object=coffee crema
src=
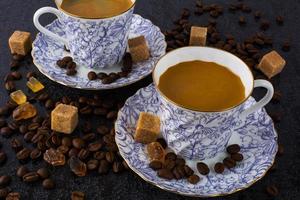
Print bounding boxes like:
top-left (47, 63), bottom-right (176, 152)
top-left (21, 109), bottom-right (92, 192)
top-left (158, 60), bottom-right (246, 112)
top-left (60, 0), bottom-right (134, 19)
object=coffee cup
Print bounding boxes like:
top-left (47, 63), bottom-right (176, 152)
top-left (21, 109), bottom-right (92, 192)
top-left (33, 0), bottom-right (135, 69)
top-left (153, 46), bottom-right (274, 160)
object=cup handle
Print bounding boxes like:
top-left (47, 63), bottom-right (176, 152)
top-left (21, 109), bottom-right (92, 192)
top-left (240, 79), bottom-right (274, 118)
top-left (33, 7), bottom-right (69, 48)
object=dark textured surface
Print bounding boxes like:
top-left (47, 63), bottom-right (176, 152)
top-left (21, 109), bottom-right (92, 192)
top-left (0, 0), bottom-right (300, 199)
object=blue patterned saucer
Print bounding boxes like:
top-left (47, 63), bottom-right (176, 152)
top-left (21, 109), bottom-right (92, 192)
top-left (32, 15), bottom-right (166, 90)
top-left (115, 84), bottom-right (278, 197)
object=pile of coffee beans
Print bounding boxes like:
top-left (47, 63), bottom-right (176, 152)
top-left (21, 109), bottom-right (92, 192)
top-left (56, 56), bottom-right (78, 76)
top-left (87, 53), bottom-right (133, 84)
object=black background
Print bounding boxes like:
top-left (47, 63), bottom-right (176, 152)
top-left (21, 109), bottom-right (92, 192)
top-left (0, 0), bottom-right (300, 199)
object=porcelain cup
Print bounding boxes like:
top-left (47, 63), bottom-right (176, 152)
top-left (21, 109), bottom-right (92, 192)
top-left (33, 0), bottom-right (135, 69)
top-left (153, 46), bottom-right (274, 160)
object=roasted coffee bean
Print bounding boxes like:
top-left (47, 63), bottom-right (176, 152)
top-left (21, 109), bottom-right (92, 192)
top-left (66, 68), bottom-right (77, 76)
top-left (37, 168), bottom-right (50, 179)
top-left (16, 165), bottom-right (29, 178)
top-left (0, 118), bottom-right (6, 128)
top-left (260, 20), bottom-right (270, 30)
top-left (184, 165), bottom-right (194, 177)
top-left (79, 106), bottom-right (92, 115)
top-left (122, 160), bottom-right (129, 170)
top-left (4, 73), bottom-right (14, 82)
top-left (45, 99), bottom-right (55, 109)
top-left (31, 133), bottom-right (44, 144)
top-left (88, 142), bottom-right (102, 152)
top-left (156, 138), bottom-right (167, 149)
top-left (103, 134), bottom-right (115, 144)
top-left (28, 122), bottom-right (40, 131)
top-left (7, 122), bottom-right (19, 131)
top-left (19, 125), bottom-right (28, 134)
top-left (231, 153), bottom-right (244, 162)
top-left (276, 15), bottom-right (284, 25)
top-left (36, 92), bottom-right (49, 101)
top-left (101, 77), bottom-right (114, 84)
top-left (238, 16), bottom-right (246, 25)
top-left (67, 61), bottom-right (77, 69)
top-left (26, 72), bottom-right (35, 80)
top-left (105, 152), bottom-right (115, 163)
top-left (149, 160), bottom-right (162, 170)
top-left (68, 148), bottom-right (79, 157)
top-left (197, 162), bottom-right (210, 175)
top-left (277, 144), bottom-right (284, 156)
top-left (172, 166), bottom-right (184, 179)
top-left (5, 81), bottom-right (16, 92)
top-left (6, 192), bottom-right (20, 200)
top-left (87, 159), bottom-right (99, 171)
top-left (97, 72), bottom-right (108, 80)
top-left (164, 159), bottom-right (176, 170)
top-left (6, 100), bottom-right (18, 110)
top-left (30, 148), bottom-right (42, 160)
top-left (43, 178), bottom-right (55, 190)
top-left (0, 175), bottom-right (11, 187)
top-left (57, 60), bottom-right (66, 68)
top-left (223, 157), bottom-right (236, 169)
top-left (57, 145), bottom-right (69, 154)
top-left (93, 151), bottom-right (106, 160)
top-left (0, 151), bottom-right (7, 165)
top-left (0, 106), bottom-right (9, 116)
top-left (227, 144), bottom-right (241, 154)
top-left (24, 131), bottom-right (35, 142)
top-left (16, 148), bottom-right (31, 161)
top-left (97, 125), bottom-right (109, 135)
top-left (71, 191), bottom-right (85, 200)
top-left (165, 152), bottom-right (177, 161)
top-left (112, 161), bottom-right (123, 173)
top-left (10, 60), bottom-right (20, 69)
top-left (78, 149), bottom-right (89, 160)
top-left (157, 168), bottom-right (174, 180)
top-left (37, 141), bottom-right (47, 151)
top-left (175, 158), bottom-right (185, 166)
top-left (10, 138), bottom-right (23, 151)
top-left (62, 56), bottom-right (73, 63)
top-left (1, 127), bottom-right (13, 137)
top-left (108, 72), bottom-right (120, 80)
top-left (106, 111), bottom-right (118, 120)
top-left (187, 174), bottom-right (200, 184)
top-left (117, 71), bottom-right (129, 78)
top-left (214, 162), bottom-right (225, 174)
top-left (0, 187), bottom-right (9, 199)
top-left (282, 40), bottom-right (291, 52)
top-left (98, 160), bottom-right (110, 174)
top-left (88, 71), bottom-right (97, 80)
top-left (72, 138), bottom-right (85, 149)
top-left (266, 185), bottom-right (279, 196)
top-left (23, 172), bottom-right (39, 182)
top-left (62, 137), bottom-right (72, 147)
top-left (93, 107), bottom-right (108, 115)
top-left (11, 71), bottom-right (22, 80)
top-left (82, 133), bottom-right (96, 142)
top-left (61, 96), bottom-right (71, 104)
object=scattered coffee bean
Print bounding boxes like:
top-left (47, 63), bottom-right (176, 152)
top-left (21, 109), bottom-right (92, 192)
top-left (87, 159), bottom-right (99, 171)
top-left (157, 168), bottom-right (174, 180)
top-left (0, 151), bottom-right (7, 165)
top-left (106, 111), bottom-right (118, 120)
top-left (0, 118), bottom-right (6, 128)
top-left (184, 165), bottom-right (194, 177)
top-left (214, 162), bottom-right (225, 174)
top-left (88, 71), bottom-right (97, 80)
top-left (97, 72), bottom-right (108, 80)
top-left (0, 175), bottom-right (11, 187)
top-left (66, 68), bottom-right (77, 76)
top-left (97, 125), bottom-right (109, 135)
top-left (10, 138), bottom-right (23, 152)
top-left (16, 165), bottom-right (29, 178)
top-left (149, 160), bottom-right (162, 170)
top-left (88, 142), bottom-right (102, 152)
top-left (165, 152), bottom-right (177, 161)
top-left (187, 174), bottom-right (200, 184)
top-left (98, 160), bottom-right (109, 174)
top-left (94, 151), bottom-right (106, 160)
top-left (10, 60), bottom-right (20, 70)
top-left (0, 106), bottom-right (9, 116)
top-left (16, 148), bottom-right (31, 161)
top-left (23, 172), bottom-right (39, 182)
top-left (72, 138), bottom-right (85, 149)
top-left (223, 157), bottom-right (236, 169)
top-left (26, 72), bottom-right (35, 80)
top-left (112, 161), bottom-right (123, 173)
top-left (5, 81), bottom-right (16, 92)
top-left (1, 127), bottom-right (13, 137)
top-left (71, 191), bottom-right (85, 200)
top-left (0, 187), bottom-right (9, 199)
top-left (6, 192), bottom-right (20, 200)
top-left (231, 153), bottom-right (244, 162)
top-left (19, 124), bottom-right (28, 134)
top-left (37, 168), bottom-right (50, 179)
top-left (226, 144), bottom-right (241, 154)
top-left (164, 159), bottom-right (176, 170)
top-left (11, 71), bottom-right (22, 80)
top-left (266, 185), bottom-right (279, 196)
top-left (42, 178), bottom-right (55, 190)
top-left (105, 152), bottom-right (115, 163)
top-left (62, 137), bottom-right (72, 147)
top-left (197, 162), bottom-right (210, 175)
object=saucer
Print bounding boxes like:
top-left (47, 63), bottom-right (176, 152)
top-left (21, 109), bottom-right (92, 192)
top-left (32, 15), bottom-right (166, 90)
top-left (115, 84), bottom-right (278, 197)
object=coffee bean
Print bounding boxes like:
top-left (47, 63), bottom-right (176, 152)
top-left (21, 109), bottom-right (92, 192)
top-left (0, 151), bottom-right (7, 165)
top-left (71, 191), bottom-right (85, 200)
top-left (61, 96), bottom-right (71, 104)
top-left (239, 16), bottom-right (246, 25)
top-left (227, 144), bottom-right (241, 154)
top-left (88, 142), bottom-right (102, 152)
top-left (79, 106), bottom-right (92, 115)
top-left (266, 185), bottom-right (279, 196)
top-left (66, 68), bottom-right (77, 76)
top-left (184, 165), bottom-right (194, 177)
top-left (175, 158), bottom-right (185, 166)
top-left (197, 162), bottom-right (210, 175)
top-left (68, 148), bottom-right (79, 157)
top-left (23, 172), bottom-right (39, 182)
top-left (82, 133), bottom-right (96, 142)
top-left (187, 174), bottom-right (200, 184)
top-left (19, 125), bottom-right (28, 134)
top-left (277, 144), bottom-right (284, 156)
top-left (57, 145), bottom-right (69, 154)
top-left (6, 192), bottom-right (20, 200)
top-left (37, 141), bottom-right (47, 151)
top-left (97, 72), bottom-right (108, 80)
top-left (7, 122), bottom-right (19, 131)
top-left (88, 71), bottom-right (97, 80)
top-left (62, 137), bottom-right (72, 147)
top-left (106, 111), bottom-right (118, 120)
top-left (5, 81), bottom-right (16, 92)
top-left (98, 160), bottom-right (110, 174)
top-left (112, 161), bottom-right (123, 173)
top-left (26, 72), bottom-right (35, 80)
top-left (10, 60), bottom-right (20, 69)
top-left (16, 148), bottom-right (31, 161)
top-left (6, 100), bottom-right (18, 110)
top-left (36, 167), bottom-right (50, 179)
top-left (31, 133), bottom-right (44, 144)
top-left (254, 10), bottom-right (262, 20)
top-left (164, 159), bottom-right (176, 170)
top-left (276, 15), bottom-right (284, 25)
top-left (87, 159), bottom-right (99, 171)
top-left (108, 72), bottom-right (120, 80)
top-left (241, 4), bottom-right (251, 13)
top-left (223, 157), bottom-right (236, 169)
top-left (172, 166), bottom-right (185, 179)
top-left (28, 122), bottom-right (40, 131)
top-left (149, 160), bottom-right (162, 170)
top-left (0, 118), bottom-right (6, 128)
top-left (11, 71), bottom-right (22, 80)
top-left (36, 92), bottom-right (49, 101)
top-left (156, 138), bottom-right (167, 149)
top-left (78, 149), bottom-right (89, 160)
top-left (231, 153), bottom-right (244, 162)
top-left (105, 152), bottom-right (115, 163)
top-left (165, 152), bottom-right (177, 161)
top-left (45, 99), bottom-right (54, 109)
top-left (0, 106), bottom-right (9, 116)
top-left (157, 168), bottom-right (174, 180)
top-left (122, 160), bottom-right (129, 170)
top-left (56, 60), bottom-right (66, 68)
top-left (1, 127), bottom-right (13, 137)
top-left (43, 178), bottom-right (55, 190)
top-left (62, 56), bottom-right (73, 63)
top-left (24, 131), bottom-right (35, 142)
top-left (103, 134), bottom-right (115, 144)
top-left (102, 77), bottom-right (114, 84)
top-left (72, 138), bottom-right (85, 149)
top-left (97, 125), bottom-right (109, 135)
top-left (16, 165), bottom-right (29, 178)
top-left (0, 187), bottom-right (9, 199)
top-left (10, 138), bottom-right (23, 151)
top-left (282, 40), bottom-right (291, 52)
top-left (260, 20), bottom-right (270, 30)
top-left (214, 162), bottom-right (225, 174)
top-left (67, 61), bottom-right (77, 69)
top-left (0, 175), bottom-right (11, 187)
top-left (94, 151), bottom-right (106, 160)
top-left (93, 107), bottom-right (108, 115)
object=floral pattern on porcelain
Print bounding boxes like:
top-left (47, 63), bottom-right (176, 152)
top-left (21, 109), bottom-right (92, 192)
top-left (59, 7), bottom-right (134, 69)
top-left (115, 84), bottom-right (278, 197)
top-left (32, 15), bottom-right (166, 90)
top-left (158, 92), bottom-right (245, 160)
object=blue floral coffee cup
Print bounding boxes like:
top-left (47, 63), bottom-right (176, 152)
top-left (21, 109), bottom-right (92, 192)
top-left (33, 0), bottom-right (135, 69)
top-left (153, 47), bottom-right (274, 160)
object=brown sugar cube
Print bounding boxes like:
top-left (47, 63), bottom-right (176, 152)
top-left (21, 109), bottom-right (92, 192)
top-left (51, 104), bottom-right (78, 134)
top-left (134, 112), bottom-right (160, 144)
top-left (128, 36), bottom-right (150, 63)
top-left (257, 50), bottom-right (286, 79)
top-left (189, 26), bottom-right (207, 46)
top-left (146, 142), bottom-right (165, 162)
top-left (8, 31), bottom-right (32, 56)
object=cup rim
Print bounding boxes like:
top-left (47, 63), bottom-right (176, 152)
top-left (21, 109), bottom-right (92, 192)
top-left (152, 46), bottom-right (255, 113)
top-left (55, 0), bottom-right (136, 20)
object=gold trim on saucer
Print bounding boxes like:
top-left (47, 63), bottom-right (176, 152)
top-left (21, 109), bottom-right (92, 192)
top-left (152, 46), bottom-right (255, 113)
